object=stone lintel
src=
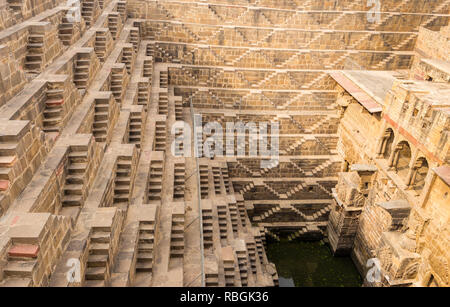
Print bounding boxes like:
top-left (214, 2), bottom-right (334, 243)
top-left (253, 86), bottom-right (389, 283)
top-left (350, 164), bottom-right (378, 173)
top-left (377, 200), bottom-right (411, 222)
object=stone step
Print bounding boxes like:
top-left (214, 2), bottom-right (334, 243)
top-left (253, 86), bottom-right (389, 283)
top-left (26, 54), bottom-right (42, 62)
top-left (114, 194), bottom-right (130, 202)
top-left (138, 233), bottom-right (154, 244)
top-left (137, 251), bottom-right (153, 262)
top-left (89, 243), bottom-right (110, 255)
top-left (68, 162), bottom-right (87, 174)
top-left (3, 260), bottom-right (37, 278)
top-left (0, 277), bottom-right (32, 287)
top-left (43, 117), bottom-right (61, 126)
top-left (0, 144), bottom-right (18, 156)
top-left (0, 156), bottom-right (16, 168)
top-left (66, 174), bottom-right (84, 185)
top-left (87, 254), bottom-right (108, 267)
top-left (62, 194), bottom-right (83, 207)
top-left (170, 249), bottom-right (184, 258)
top-left (84, 280), bottom-right (106, 287)
top-left (171, 232), bottom-right (184, 241)
top-left (69, 151), bottom-right (88, 161)
top-left (85, 267), bottom-right (106, 280)
top-left (139, 243), bottom-right (154, 252)
top-left (136, 262), bottom-right (152, 272)
top-left (90, 231), bottom-right (111, 244)
top-left (114, 185), bottom-right (130, 194)
top-left (8, 244), bottom-right (39, 259)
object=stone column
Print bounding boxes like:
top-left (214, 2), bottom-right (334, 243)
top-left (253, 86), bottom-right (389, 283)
top-left (388, 147), bottom-right (399, 169)
top-left (376, 137), bottom-right (385, 157)
top-left (377, 136), bottom-right (391, 158)
top-left (405, 152), bottom-right (420, 188)
top-left (406, 167), bottom-right (418, 188)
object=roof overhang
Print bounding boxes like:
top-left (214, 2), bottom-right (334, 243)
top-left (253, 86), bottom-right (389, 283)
top-left (330, 71), bottom-right (383, 113)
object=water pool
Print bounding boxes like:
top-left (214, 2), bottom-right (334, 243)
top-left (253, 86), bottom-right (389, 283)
top-left (266, 240), bottom-right (362, 287)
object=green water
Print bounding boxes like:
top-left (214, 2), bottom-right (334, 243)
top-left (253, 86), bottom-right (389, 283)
top-left (266, 240), bottom-right (362, 287)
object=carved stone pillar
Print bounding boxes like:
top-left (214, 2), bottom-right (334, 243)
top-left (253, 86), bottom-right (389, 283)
top-left (388, 147), bottom-right (400, 169)
top-left (376, 137), bottom-right (386, 158)
top-left (405, 168), bottom-right (418, 189)
top-left (406, 157), bottom-right (422, 188)
top-left (387, 145), bottom-right (398, 168)
top-left (377, 130), bottom-right (391, 158)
